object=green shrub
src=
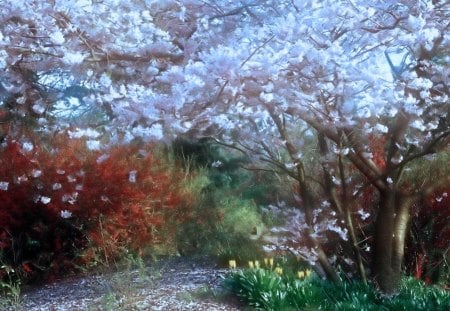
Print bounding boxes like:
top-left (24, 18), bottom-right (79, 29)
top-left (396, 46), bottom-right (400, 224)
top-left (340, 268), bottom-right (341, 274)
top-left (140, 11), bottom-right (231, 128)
top-left (173, 141), bottom-right (269, 262)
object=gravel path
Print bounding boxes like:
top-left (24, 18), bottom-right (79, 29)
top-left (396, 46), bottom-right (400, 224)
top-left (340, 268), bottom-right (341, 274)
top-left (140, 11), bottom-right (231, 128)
top-left (5, 257), bottom-right (243, 311)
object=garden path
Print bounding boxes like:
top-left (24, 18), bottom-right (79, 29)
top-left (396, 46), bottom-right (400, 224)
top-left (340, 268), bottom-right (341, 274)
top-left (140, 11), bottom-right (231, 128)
top-left (8, 257), bottom-right (242, 311)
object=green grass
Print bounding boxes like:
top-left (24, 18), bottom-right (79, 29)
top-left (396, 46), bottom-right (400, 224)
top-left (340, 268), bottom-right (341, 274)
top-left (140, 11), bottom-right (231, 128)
top-left (223, 268), bottom-right (450, 311)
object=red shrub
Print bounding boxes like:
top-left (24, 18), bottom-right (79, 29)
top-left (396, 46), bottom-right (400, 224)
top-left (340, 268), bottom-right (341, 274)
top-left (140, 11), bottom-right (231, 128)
top-left (0, 133), bottom-right (191, 283)
top-left (406, 186), bottom-right (450, 284)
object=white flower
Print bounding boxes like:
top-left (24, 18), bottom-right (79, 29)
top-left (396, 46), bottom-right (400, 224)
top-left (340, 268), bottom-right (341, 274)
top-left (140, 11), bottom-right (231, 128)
top-left (357, 209), bottom-right (370, 220)
top-left (53, 183), bottom-right (62, 190)
top-left (62, 193), bottom-right (77, 205)
top-left (211, 160), bottom-right (223, 168)
top-left (63, 52), bottom-right (84, 65)
top-left (101, 195), bottom-right (111, 202)
top-left (22, 142), bottom-right (34, 152)
top-left (16, 96), bottom-right (26, 105)
top-left (96, 154), bottom-right (110, 164)
top-left (410, 119), bottom-right (426, 131)
top-left (386, 177), bottom-right (394, 184)
top-left (285, 162), bottom-right (296, 169)
top-left (40, 196), bottom-right (51, 204)
top-left (16, 175), bottom-right (28, 184)
top-left (50, 31), bottom-right (65, 45)
top-left (86, 140), bottom-right (101, 150)
top-left (340, 148), bottom-right (349, 156)
top-left (68, 128), bottom-right (101, 139)
top-left (0, 181), bottom-right (9, 191)
top-left (129, 170), bottom-right (137, 183)
top-left (374, 123), bottom-right (389, 134)
top-left (362, 152), bottom-right (373, 159)
top-left (259, 92), bottom-right (274, 103)
top-left (99, 73), bottom-right (112, 87)
top-left (60, 210), bottom-right (72, 219)
top-left (32, 104), bottom-right (45, 114)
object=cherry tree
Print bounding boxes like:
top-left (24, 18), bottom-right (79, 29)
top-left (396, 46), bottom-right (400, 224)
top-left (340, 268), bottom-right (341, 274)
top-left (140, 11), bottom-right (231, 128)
top-left (1, 0), bottom-right (449, 294)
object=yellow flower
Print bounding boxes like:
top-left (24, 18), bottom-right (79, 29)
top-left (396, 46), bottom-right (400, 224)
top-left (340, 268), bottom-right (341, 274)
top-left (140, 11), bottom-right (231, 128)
top-left (269, 258), bottom-right (274, 267)
top-left (254, 260), bottom-right (260, 269)
top-left (248, 261), bottom-right (255, 269)
top-left (297, 271), bottom-right (305, 279)
top-left (275, 267), bottom-right (283, 275)
top-left (305, 269), bottom-right (312, 277)
top-left (229, 260), bottom-right (237, 269)
top-left (264, 258), bottom-right (269, 266)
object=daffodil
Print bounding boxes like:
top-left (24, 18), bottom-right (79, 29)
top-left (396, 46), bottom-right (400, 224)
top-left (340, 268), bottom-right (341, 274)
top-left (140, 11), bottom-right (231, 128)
top-left (229, 260), bottom-right (237, 269)
top-left (275, 267), bottom-right (283, 275)
top-left (305, 269), bottom-right (312, 277)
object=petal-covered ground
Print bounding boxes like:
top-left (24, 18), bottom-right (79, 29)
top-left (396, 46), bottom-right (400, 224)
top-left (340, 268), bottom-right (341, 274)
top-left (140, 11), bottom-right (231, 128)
top-left (8, 257), bottom-right (242, 311)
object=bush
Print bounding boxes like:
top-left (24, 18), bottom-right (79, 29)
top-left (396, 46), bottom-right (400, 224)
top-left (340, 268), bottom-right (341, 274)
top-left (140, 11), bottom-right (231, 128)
top-left (175, 168), bottom-right (265, 262)
top-left (0, 133), bottom-right (191, 283)
top-left (406, 185), bottom-right (450, 285)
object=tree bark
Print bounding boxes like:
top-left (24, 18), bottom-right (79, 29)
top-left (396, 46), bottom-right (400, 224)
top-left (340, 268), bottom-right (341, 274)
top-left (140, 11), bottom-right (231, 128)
top-left (392, 196), bottom-right (414, 275)
top-left (373, 189), bottom-right (413, 294)
top-left (373, 189), bottom-right (397, 294)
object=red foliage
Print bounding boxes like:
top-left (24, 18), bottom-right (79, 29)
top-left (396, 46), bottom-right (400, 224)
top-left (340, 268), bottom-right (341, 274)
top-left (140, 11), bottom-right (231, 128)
top-left (0, 133), bottom-right (191, 283)
top-left (367, 134), bottom-right (387, 171)
top-left (406, 186), bottom-right (450, 284)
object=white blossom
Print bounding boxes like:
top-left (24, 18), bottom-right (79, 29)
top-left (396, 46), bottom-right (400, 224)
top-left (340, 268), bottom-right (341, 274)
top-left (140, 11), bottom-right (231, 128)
top-left (374, 123), bottom-right (389, 134)
top-left (63, 52), bottom-right (85, 65)
top-left (40, 196), bottom-right (51, 204)
top-left (68, 128), bottom-right (101, 139)
top-left (86, 140), bottom-right (101, 150)
top-left (50, 31), bottom-right (65, 45)
top-left (0, 181), bottom-right (9, 191)
top-left (357, 210), bottom-right (370, 220)
top-left (129, 170), bottom-right (137, 183)
top-left (32, 104), bottom-right (46, 114)
top-left (96, 154), bottom-right (110, 164)
top-left (60, 210), bottom-right (72, 219)
top-left (21, 142), bottom-right (34, 152)
top-left (211, 160), bottom-right (222, 168)
top-left (16, 175), bottom-right (28, 184)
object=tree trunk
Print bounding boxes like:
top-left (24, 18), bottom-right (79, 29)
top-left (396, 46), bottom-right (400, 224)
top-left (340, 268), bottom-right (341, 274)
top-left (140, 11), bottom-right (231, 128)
top-left (373, 189), bottom-right (413, 295)
top-left (373, 189), bottom-right (397, 294)
top-left (392, 196), bottom-right (413, 276)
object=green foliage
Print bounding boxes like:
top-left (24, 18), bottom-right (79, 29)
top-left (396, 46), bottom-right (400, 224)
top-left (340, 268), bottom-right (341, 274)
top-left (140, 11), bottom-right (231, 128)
top-left (0, 261), bottom-right (21, 310)
top-left (173, 139), bottom-right (272, 262)
top-left (218, 197), bottom-right (263, 236)
top-left (176, 169), bottom-right (265, 262)
top-left (223, 269), bottom-right (290, 310)
top-left (224, 268), bottom-right (450, 311)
